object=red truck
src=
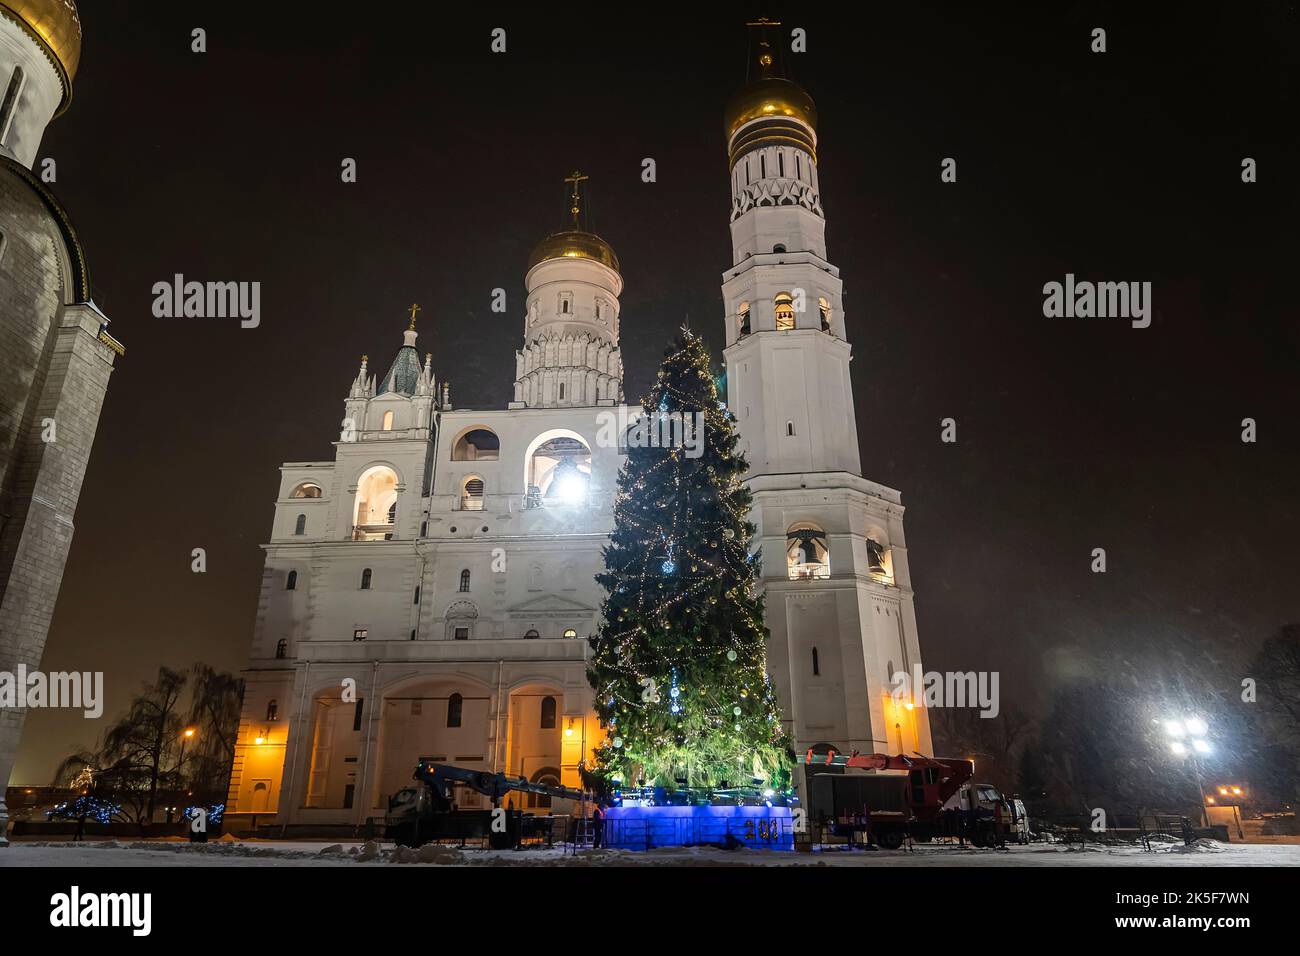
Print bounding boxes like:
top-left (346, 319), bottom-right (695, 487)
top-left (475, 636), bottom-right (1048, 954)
top-left (803, 750), bottom-right (1025, 848)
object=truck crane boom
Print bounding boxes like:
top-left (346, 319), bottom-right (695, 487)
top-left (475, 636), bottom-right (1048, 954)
top-left (386, 760), bottom-right (587, 848)
top-left (411, 759), bottom-right (585, 811)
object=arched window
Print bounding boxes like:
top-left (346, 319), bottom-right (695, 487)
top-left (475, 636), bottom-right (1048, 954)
top-left (266, 699), bottom-right (279, 721)
top-left (867, 538), bottom-right (892, 580)
top-left (294, 514), bottom-right (307, 535)
top-left (0, 67), bottom-right (24, 143)
top-left (773, 243), bottom-right (787, 254)
top-left (353, 465), bottom-right (399, 540)
top-left (275, 639), bottom-right (287, 659)
top-left (289, 482), bottom-right (322, 499)
top-left (447, 693), bottom-right (463, 728)
top-left (786, 421), bottom-right (796, 436)
top-left (787, 522), bottom-right (831, 580)
top-left (461, 477), bottom-right (485, 511)
top-left (286, 570), bottom-right (297, 591)
top-left (558, 382), bottom-right (565, 400)
top-left (452, 428), bottom-right (500, 461)
top-left (774, 292), bottom-right (796, 331)
top-left (382, 410), bottom-right (394, 431)
top-left (811, 646), bottom-right (820, 676)
top-left (413, 586), bottom-right (421, 605)
top-left (818, 296), bottom-right (832, 333)
top-left (540, 696), bottom-right (557, 729)
top-left (420, 521), bottom-right (428, 537)
top-left (524, 629), bottom-right (540, 639)
top-left (737, 301), bottom-right (751, 338)
top-left (526, 432), bottom-right (592, 506)
top-left (360, 568), bottom-right (372, 590)
top-left (459, 569), bottom-right (471, 592)
top-left (562, 628), bottom-right (577, 639)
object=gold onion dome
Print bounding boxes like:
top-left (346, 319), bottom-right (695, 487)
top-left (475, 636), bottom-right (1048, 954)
top-left (528, 230), bottom-right (620, 273)
top-left (0, 0), bottom-right (80, 107)
top-left (725, 77), bottom-right (818, 141)
top-left (724, 38), bottom-right (817, 164)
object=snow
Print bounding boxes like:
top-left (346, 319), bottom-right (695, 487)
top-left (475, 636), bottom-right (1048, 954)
top-left (2, 838), bottom-right (1297, 867)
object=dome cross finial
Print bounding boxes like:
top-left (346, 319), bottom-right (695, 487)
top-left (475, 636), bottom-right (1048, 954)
top-left (564, 169), bottom-right (589, 229)
top-left (407, 302), bottom-right (421, 330)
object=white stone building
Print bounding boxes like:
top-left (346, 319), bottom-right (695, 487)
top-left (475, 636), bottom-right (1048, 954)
top-left (0, 1), bottom-right (122, 844)
top-left (228, 35), bottom-right (931, 829)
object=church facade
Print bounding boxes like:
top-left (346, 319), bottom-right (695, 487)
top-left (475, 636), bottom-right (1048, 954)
top-left (228, 32), bottom-right (931, 828)
top-left (0, 1), bottom-right (122, 843)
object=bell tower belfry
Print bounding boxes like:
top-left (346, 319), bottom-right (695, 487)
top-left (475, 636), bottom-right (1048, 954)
top-left (721, 21), bottom-right (933, 776)
top-left (720, 23), bottom-right (859, 477)
top-left (511, 172), bottom-right (624, 409)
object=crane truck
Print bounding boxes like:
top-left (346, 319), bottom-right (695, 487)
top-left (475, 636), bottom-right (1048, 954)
top-left (386, 760), bottom-right (586, 849)
top-left (803, 750), bottom-right (1028, 848)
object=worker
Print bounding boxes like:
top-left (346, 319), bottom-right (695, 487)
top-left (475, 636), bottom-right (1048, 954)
top-left (592, 804), bottom-right (605, 848)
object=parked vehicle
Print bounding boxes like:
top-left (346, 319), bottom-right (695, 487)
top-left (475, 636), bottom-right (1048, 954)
top-left (803, 750), bottom-right (1027, 848)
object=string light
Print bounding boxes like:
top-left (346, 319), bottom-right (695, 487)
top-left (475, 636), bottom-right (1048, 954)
top-left (588, 329), bottom-right (793, 797)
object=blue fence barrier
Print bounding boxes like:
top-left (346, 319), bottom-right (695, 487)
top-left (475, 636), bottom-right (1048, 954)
top-left (601, 805), bottom-right (793, 850)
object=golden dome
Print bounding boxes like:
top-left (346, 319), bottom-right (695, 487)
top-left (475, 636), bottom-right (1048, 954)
top-left (0, 0), bottom-right (81, 102)
top-left (528, 229), bottom-right (620, 273)
top-left (724, 76), bottom-right (818, 143)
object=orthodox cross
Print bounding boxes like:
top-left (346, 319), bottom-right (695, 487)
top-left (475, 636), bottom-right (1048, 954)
top-left (407, 302), bottom-right (421, 329)
top-left (745, 18), bottom-right (781, 74)
top-left (565, 170), bottom-right (589, 228)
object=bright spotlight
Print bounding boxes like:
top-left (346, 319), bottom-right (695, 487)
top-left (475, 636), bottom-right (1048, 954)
top-left (1170, 741), bottom-right (1187, 755)
top-left (1164, 720), bottom-right (1186, 738)
top-left (1184, 717), bottom-right (1207, 736)
top-left (555, 473), bottom-right (587, 503)
top-left (1192, 739), bottom-right (1211, 754)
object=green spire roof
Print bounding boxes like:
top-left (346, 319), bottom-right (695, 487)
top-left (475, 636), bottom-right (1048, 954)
top-left (377, 345), bottom-right (421, 395)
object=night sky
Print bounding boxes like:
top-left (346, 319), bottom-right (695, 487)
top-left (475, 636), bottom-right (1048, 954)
top-left (13, 3), bottom-right (1298, 782)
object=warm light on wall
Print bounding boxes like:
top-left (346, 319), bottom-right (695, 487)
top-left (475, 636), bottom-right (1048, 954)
top-left (565, 718), bottom-right (575, 738)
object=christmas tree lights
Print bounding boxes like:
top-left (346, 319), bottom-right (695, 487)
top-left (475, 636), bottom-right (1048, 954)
top-left (586, 329), bottom-right (792, 795)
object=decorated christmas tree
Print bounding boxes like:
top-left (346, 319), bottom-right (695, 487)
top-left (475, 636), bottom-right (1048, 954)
top-left (587, 328), bottom-right (792, 794)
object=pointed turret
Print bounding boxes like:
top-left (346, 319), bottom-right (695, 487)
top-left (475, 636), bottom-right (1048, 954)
top-left (377, 305), bottom-right (424, 396)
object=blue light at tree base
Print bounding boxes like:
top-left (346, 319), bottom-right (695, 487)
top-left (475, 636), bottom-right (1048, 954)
top-left (603, 805), bottom-right (794, 851)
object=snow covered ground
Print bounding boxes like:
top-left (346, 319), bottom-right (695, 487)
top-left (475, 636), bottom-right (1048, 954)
top-left (2, 836), bottom-right (1298, 867)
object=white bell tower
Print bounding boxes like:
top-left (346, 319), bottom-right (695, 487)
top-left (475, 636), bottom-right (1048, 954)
top-left (722, 22), bottom-right (933, 777)
top-left (511, 171), bottom-right (624, 409)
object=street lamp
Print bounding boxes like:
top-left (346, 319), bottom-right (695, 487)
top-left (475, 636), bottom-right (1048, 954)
top-left (1162, 715), bottom-right (1211, 826)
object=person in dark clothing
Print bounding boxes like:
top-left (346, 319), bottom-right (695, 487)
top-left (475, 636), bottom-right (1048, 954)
top-left (592, 804), bottom-right (604, 848)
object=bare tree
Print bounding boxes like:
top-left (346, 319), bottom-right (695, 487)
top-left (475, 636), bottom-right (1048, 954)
top-left (185, 664), bottom-right (243, 804)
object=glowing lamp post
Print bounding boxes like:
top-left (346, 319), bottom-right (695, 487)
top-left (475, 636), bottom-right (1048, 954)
top-left (1162, 716), bottom-right (1211, 827)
